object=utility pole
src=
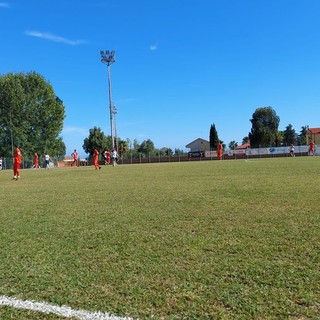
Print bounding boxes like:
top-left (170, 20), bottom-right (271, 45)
top-left (100, 50), bottom-right (116, 150)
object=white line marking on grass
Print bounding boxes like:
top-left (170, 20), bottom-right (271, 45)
top-left (0, 296), bottom-right (134, 320)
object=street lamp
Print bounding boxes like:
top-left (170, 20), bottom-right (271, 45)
top-left (100, 50), bottom-right (116, 150)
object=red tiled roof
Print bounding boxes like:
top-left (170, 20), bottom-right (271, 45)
top-left (235, 143), bottom-right (250, 150)
top-left (308, 128), bottom-right (320, 134)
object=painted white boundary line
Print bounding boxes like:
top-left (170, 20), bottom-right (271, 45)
top-left (0, 296), bottom-right (134, 320)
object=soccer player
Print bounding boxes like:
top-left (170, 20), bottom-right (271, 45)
top-left (44, 152), bottom-right (52, 169)
top-left (13, 144), bottom-right (22, 180)
top-left (71, 149), bottom-right (78, 166)
top-left (309, 140), bottom-right (315, 156)
top-left (93, 148), bottom-right (101, 170)
top-left (289, 144), bottom-right (295, 157)
top-left (217, 141), bottom-right (223, 160)
top-left (32, 152), bottom-right (40, 168)
top-left (104, 150), bottom-right (111, 165)
top-left (111, 149), bottom-right (118, 167)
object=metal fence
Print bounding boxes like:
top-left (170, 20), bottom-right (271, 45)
top-left (0, 147), bottom-right (317, 170)
top-left (0, 156), bottom-right (61, 170)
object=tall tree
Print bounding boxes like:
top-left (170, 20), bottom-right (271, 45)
top-left (283, 124), bottom-right (296, 145)
top-left (82, 127), bottom-right (110, 157)
top-left (0, 72), bottom-right (66, 157)
top-left (209, 124), bottom-right (219, 150)
top-left (248, 106), bottom-right (280, 147)
top-left (138, 139), bottom-right (155, 156)
top-left (242, 136), bottom-right (250, 144)
top-left (298, 125), bottom-right (309, 145)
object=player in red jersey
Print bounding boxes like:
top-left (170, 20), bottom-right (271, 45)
top-left (32, 152), bottom-right (40, 169)
top-left (13, 144), bottom-right (22, 180)
top-left (93, 148), bottom-right (101, 170)
top-left (309, 140), bottom-right (315, 156)
top-left (217, 141), bottom-right (223, 160)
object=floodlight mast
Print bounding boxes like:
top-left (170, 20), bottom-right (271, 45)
top-left (100, 50), bottom-right (116, 150)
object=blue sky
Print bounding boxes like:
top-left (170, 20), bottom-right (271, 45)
top-left (1, 1), bottom-right (320, 157)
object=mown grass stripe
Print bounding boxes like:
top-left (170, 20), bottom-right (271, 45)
top-left (0, 296), bottom-right (133, 320)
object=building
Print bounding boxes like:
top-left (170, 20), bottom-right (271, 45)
top-left (186, 138), bottom-right (210, 157)
top-left (307, 128), bottom-right (320, 145)
top-left (235, 143), bottom-right (250, 150)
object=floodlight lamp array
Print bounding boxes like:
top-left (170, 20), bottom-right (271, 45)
top-left (100, 50), bottom-right (115, 64)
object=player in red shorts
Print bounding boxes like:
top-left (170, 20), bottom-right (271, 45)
top-left (93, 148), bottom-right (101, 170)
top-left (217, 141), bottom-right (223, 160)
top-left (13, 144), bottom-right (22, 180)
top-left (32, 152), bottom-right (40, 169)
top-left (309, 140), bottom-right (315, 156)
top-left (104, 150), bottom-right (111, 165)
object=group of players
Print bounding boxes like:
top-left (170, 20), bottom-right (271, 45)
top-left (71, 148), bottom-right (118, 170)
top-left (10, 145), bottom-right (119, 180)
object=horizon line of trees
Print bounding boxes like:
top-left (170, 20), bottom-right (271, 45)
top-left (210, 106), bottom-right (309, 151)
top-left (82, 126), bottom-right (186, 159)
top-left (0, 72), bottom-right (312, 158)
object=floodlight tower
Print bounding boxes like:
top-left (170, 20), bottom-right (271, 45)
top-left (100, 50), bottom-right (116, 150)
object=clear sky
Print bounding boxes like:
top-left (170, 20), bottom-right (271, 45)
top-left (1, 0), bottom-right (320, 157)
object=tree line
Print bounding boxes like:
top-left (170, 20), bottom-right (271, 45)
top-left (0, 72), bottom-right (310, 158)
top-left (209, 106), bottom-right (309, 150)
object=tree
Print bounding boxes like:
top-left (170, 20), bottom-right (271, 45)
top-left (82, 127), bottom-right (110, 157)
top-left (283, 124), bottom-right (296, 145)
top-left (298, 125), bottom-right (309, 145)
top-left (117, 138), bottom-right (128, 157)
top-left (0, 72), bottom-right (66, 158)
top-left (228, 141), bottom-right (238, 150)
top-left (248, 106), bottom-right (280, 147)
top-left (242, 136), bottom-right (250, 144)
top-left (174, 148), bottom-right (185, 156)
top-left (209, 123), bottom-right (219, 150)
top-left (138, 139), bottom-right (155, 156)
top-left (275, 130), bottom-right (284, 147)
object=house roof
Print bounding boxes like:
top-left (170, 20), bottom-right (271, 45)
top-left (186, 138), bottom-right (209, 148)
top-left (235, 143), bottom-right (250, 150)
top-left (308, 128), bottom-right (320, 134)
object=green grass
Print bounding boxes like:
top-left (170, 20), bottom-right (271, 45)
top-left (0, 158), bottom-right (319, 319)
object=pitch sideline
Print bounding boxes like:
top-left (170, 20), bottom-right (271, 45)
top-left (0, 295), bottom-right (133, 320)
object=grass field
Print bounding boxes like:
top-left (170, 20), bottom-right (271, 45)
top-left (0, 157), bottom-right (319, 319)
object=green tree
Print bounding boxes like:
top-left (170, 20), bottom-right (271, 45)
top-left (283, 124), bottom-right (296, 145)
top-left (138, 139), bottom-right (155, 156)
top-left (160, 147), bottom-right (173, 156)
top-left (82, 127), bottom-right (109, 157)
top-left (275, 130), bottom-right (284, 147)
top-left (242, 136), bottom-right (250, 144)
top-left (209, 124), bottom-right (219, 150)
top-left (174, 148), bottom-right (185, 156)
top-left (117, 138), bottom-right (128, 157)
top-left (228, 140), bottom-right (238, 150)
top-left (249, 106), bottom-right (280, 147)
top-left (298, 125), bottom-right (309, 145)
top-left (0, 72), bottom-right (65, 158)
